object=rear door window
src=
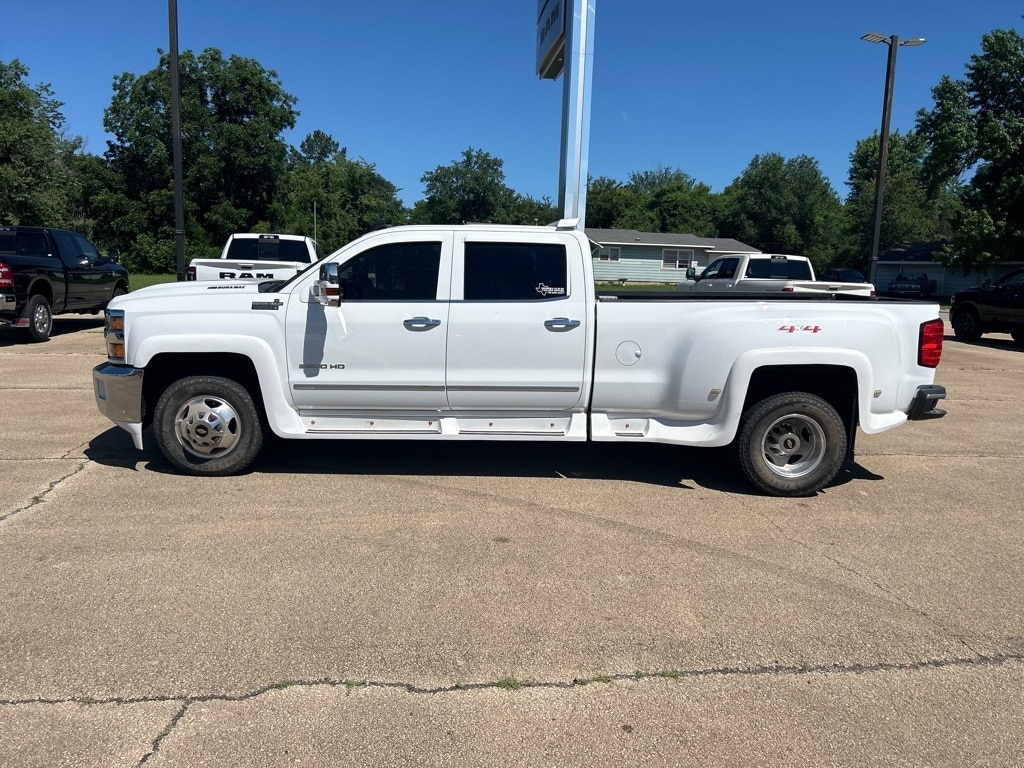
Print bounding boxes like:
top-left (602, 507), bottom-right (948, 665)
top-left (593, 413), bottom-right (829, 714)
top-left (463, 242), bottom-right (568, 300)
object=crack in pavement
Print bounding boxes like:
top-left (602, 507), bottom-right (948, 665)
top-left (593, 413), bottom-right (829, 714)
top-left (4, 653), bottom-right (1024, 766)
top-left (3, 652), bottom-right (1022, 709)
top-left (0, 459), bottom-right (90, 525)
top-left (756, 511), bottom-right (984, 656)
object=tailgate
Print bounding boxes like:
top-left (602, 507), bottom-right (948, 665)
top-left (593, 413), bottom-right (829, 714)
top-left (189, 259), bottom-right (305, 281)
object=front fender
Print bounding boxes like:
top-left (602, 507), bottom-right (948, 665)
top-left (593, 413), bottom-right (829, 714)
top-left (132, 332), bottom-right (304, 437)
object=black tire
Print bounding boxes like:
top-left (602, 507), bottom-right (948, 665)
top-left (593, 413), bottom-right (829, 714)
top-left (951, 308), bottom-right (982, 342)
top-left (1011, 329), bottom-right (1024, 346)
top-left (23, 294), bottom-right (53, 343)
top-left (737, 392), bottom-right (847, 497)
top-left (103, 285), bottom-right (127, 310)
top-left (152, 376), bottom-right (264, 476)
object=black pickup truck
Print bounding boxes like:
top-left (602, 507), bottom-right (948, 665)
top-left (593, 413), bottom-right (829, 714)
top-left (950, 267), bottom-right (1024, 344)
top-left (0, 225), bottom-right (129, 342)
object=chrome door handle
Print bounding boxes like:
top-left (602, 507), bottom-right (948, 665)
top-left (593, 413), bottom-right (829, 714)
top-left (403, 317), bottom-right (441, 330)
top-left (544, 317), bottom-right (581, 330)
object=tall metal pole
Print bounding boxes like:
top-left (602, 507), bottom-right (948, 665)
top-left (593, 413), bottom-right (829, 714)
top-left (557, 0), bottom-right (596, 229)
top-left (168, 0), bottom-right (186, 281)
top-left (867, 35), bottom-right (899, 287)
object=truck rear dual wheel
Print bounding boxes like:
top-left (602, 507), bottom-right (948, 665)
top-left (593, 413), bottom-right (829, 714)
top-left (153, 376), bottom-right (264, 476)
top-left (737, 392), bottom-right (847, 496)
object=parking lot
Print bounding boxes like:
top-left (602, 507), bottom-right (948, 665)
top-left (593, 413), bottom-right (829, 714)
top-left (1, 314), bottom-right (1022, 767)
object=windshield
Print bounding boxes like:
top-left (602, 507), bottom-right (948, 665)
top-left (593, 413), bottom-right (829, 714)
top-left (226, 236), bottom-right (315, 264)
top-left (744, 259), bottom-right (813, 280)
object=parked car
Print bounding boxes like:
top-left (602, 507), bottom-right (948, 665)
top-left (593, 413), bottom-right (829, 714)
top-left (887, 272), bottom-right (937, 298)
top-left (950, 267), bottom-right (1024, 344)
top-left (186, 232), bottom-right (323, 282)
top-left (0, 225), bottom-right (129, 342)
top-left (676, 253), bottom-right (874, 296)
top-left (821, 267), bottom-right (867, 283)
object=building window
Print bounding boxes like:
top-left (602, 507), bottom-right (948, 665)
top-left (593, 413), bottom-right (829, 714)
top-left (598, 246), bottom-right (620, 262)
top-left (662, 248), bottom-right (694, 269)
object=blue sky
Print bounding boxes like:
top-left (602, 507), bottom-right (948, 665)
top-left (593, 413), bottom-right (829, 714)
top-left (1, 1), bottom-right (1020, 208)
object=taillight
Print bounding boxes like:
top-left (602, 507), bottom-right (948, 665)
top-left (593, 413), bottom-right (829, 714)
top-left (918, 318), bottom-right (944, 368)
top-left (0, 262), bottom-right (13, 289)
top-left (186, 266), bottom-right (197, 281)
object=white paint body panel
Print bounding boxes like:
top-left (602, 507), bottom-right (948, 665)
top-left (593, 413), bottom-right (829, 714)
top-left (104, 224), bottom-right (942, 450)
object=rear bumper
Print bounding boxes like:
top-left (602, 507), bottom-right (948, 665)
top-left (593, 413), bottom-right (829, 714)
top-left (906, 384), bottom-right (947, 420)
top-left (1, 292), bottom-right (16, 313)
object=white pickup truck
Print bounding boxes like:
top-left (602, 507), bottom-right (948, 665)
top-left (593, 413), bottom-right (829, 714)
top-left (678, 253), bottom-right (875, 296)
top-left (186, 233), bottom-right (323, 282)
top-left (93, 220), bottom-right (945, 496)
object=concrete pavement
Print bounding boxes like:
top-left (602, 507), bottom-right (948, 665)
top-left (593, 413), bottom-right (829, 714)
top-left (1, 313), bottom-right (1022, 766)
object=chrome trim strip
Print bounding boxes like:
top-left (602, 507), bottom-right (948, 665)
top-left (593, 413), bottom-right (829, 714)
top-left (447, 386), bottom-right (580, 393)
top-left (293, 384), bottom-right (579, 393)
top-left (293, 384), bottom-right (446, 392)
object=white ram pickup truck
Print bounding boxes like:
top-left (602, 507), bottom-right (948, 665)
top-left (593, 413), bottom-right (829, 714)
top-left (186, 233), bottom-right (323, 282)
top-left (678, 253), bottom-right (875, 296)
top-left (93, 220), bottom-right (945, 496)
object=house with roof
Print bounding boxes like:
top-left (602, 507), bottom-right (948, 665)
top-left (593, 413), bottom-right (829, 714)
top-left (877, 241), bottom-right (1024, 296)
top-left (585, 229), bottom-right (759, 284)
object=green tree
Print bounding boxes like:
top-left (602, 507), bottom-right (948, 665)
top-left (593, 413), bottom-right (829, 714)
top-left (412, 148), bottom-right (550, 225)
top-left (0, 59), bottom-right (78, 226)
top-left (720, 153), bottom-right (845, 267)
top-left (917, 26), bottom-right (1024, 271)
top-left (99, 48), bottom-right (298, 271)
top-left (272, 131), bottom-right (406, 251)
top-left (845, 130), bottom-right (960, 263)
top-left (585, 167), bottom-right (720, 234)
top-left (585, 176), bottom-right (633, 229)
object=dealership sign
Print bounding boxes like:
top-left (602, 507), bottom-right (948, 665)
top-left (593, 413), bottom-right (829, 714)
top-left (537, 0), bottom-right (566, 79)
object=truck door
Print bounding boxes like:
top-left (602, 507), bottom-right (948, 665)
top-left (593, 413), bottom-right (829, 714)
top-left (285, 233), bottom-right (453, 413)
top-left (991, 269), bottom-right (1024, 324)
top-left (49, 230), bottom-right (95, 309)
top-left (693, 256), bottom-right (739, 290)
top-left (445, 235), bottom-right (588, 411)
top-left (71, 233), bottom-right (117, 305)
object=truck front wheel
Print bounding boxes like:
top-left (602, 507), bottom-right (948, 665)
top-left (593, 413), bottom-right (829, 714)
top-left (152, 376), bottom-right (264, 476)
top-left (737, 392), bottom-right (847, 496)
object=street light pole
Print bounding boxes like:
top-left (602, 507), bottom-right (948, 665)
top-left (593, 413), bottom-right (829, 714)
top-left (861, 33), bottom-right (925, 287)
top-left (168, 0), bottom-right (186, 281)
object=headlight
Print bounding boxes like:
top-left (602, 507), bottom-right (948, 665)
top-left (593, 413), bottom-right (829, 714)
top-left (104, 309), bottom-right (125, 362)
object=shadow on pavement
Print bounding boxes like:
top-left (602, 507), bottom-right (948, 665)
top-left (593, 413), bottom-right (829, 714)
top-left (944, 333), bottom-right (1023, 351)
top-left (85, 426), bottom-right (883, 496)
top-left (0, 315), bottom-right (104, 346)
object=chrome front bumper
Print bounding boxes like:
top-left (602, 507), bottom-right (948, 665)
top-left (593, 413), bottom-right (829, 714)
top-left (93, 362), bottom-right (146, 449)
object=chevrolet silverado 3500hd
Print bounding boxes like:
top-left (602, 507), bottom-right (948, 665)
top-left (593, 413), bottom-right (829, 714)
top-left (93, 220), bottom-right (946, 496)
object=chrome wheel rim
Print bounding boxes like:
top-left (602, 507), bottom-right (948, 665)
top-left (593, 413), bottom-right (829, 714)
top-left (173, 395), bottom-right (242, 458)
top-left (760, 413), bottom-right (827, 479)
top-left (32, 302), bottom-right (50, 335)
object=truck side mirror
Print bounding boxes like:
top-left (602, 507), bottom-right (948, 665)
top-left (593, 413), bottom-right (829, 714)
top-left (107, 248), bottom-right (120, 263)
top-left (686, 266), bottom-right (697, 280)
top-left (311, 262), bottom-right (342, 306)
